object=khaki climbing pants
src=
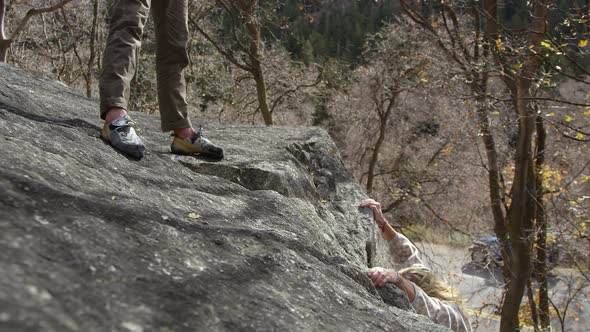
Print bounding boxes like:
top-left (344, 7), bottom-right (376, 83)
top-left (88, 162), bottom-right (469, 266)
top-left (99, 0), bottom-right (192, 132)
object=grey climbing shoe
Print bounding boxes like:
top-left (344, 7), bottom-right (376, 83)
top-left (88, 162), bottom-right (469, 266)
top-left (101, 115), bottom-right (146, 159)
top-left (170, 126), bottom-right (224, 160)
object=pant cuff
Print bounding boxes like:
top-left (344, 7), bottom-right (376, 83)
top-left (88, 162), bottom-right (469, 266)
top-left (100, 97), bottom-right (128, 120)
top-left (161, 117), bottom-right (192, 132)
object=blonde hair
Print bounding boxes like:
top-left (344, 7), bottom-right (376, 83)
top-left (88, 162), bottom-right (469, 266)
top-left (399, 266), bottom-right (463, 304)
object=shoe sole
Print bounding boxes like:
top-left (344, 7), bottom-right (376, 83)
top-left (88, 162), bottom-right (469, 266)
top-left (171, 142), bottom-right (224, 160)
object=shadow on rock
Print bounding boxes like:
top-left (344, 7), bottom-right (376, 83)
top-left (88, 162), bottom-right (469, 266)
top-left (1, 105), bottom-right (100, 134)
top-left (377, 284), bottom-right (414, 312)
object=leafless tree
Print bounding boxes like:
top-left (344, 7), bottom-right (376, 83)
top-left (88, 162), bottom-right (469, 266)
top-left (360, 22), bottom-right (429, 193)
top-left (399, 0), bottom-right (563, 330)
top-left (0, 0), bottom-right (74, 62)
top-left (190, 0), bottom-right (274, 125)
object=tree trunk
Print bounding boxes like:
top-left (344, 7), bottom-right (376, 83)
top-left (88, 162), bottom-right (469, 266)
top-left (527, 6), bottom-right (553, 325)
top-left (241, 0), bottom-right (272, 125)
top-left (86, 0), bottom-right (100, 98)
top-left (252, 65), bottom-right (272, 125)
top-left (480, 0), bottom-right (513, 280)
top-left (0, 0), bottom-right (5, 62)
top-left (534, 114), bottom-right (550, 331)
top-left (475, 98), bottom-right (511, 274)
top-left (0, 0), bottom-right (7, 63)
top-left (367, 98), bottom-right (396, 193)
top-left (495, 1), bottom-right (551, 330)
top-left (483, 0), bottom-right (498, 41)
top-left (527, 279), bottom-right (541, 332)
top-left (501, 80), bottom-right (537, 332)
top-left (0, 0), bottom-right (5, 36)
top-left (366, 118), bottom-right (386, 194)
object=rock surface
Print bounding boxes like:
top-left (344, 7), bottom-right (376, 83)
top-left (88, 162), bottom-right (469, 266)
top-left (0, 64), bottom-right (445, 332)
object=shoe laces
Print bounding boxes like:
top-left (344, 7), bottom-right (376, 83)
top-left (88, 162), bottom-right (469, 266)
top-left (112, 115), bottom-right (135, 127)
top-left (122, 115), bottom-right (136, 126)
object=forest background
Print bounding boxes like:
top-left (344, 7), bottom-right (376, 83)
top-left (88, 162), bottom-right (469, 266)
top-left (1, 0), bottom-right (589, 331)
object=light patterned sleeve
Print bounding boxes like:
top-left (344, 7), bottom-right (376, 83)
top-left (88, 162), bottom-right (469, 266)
top-left (387, 233), bottom-right (425, 267)
top-left (411, 283), bottom-right (472, 332)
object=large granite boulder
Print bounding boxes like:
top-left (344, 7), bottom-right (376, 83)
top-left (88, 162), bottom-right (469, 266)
top-left (0, 64), bottom-right (446, 331)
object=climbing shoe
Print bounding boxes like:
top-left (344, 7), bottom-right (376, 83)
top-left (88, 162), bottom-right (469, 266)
top-left (101, 115), bottom-right (146, 159)
top-left (170, 126), bottom-right (224, 160)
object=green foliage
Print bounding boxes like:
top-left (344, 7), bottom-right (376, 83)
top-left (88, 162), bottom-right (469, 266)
top-left (205, 0), bottom-right (587, 70)
top-left (267, 0), bottom-right (402, 64)
top-left (548, 1), bottom-right (590, 74)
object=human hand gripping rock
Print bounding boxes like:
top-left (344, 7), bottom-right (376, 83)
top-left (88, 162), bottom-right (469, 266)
top-left (360, 199), bottom-right (397, 241)
top-left (359, 199), bottom-right (387, 229)
top-left (367, 267), bottom-right (401, 287)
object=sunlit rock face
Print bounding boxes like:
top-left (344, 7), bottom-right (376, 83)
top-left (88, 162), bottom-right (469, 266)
top-left (0, 63), bottom-right (445, 332)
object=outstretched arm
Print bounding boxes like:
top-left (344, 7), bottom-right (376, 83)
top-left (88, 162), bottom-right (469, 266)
top-left (360, 199), bottom-right (425, 267)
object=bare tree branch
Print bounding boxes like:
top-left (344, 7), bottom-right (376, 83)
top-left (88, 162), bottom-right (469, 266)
top-left (11, 0), bottom-right (75, 41)
top-left (399, 0), bottom-right (468, 72)
top-left (216, 0), bottom-right (251, 56)
top-left (191, 19), bottom-right (252, 72)
top-left (494, 96), bottom-right (590, 107)
top-left (269, 66), bottom-right (323, 114)
top-left (409, 190), bottom-right (472, 237)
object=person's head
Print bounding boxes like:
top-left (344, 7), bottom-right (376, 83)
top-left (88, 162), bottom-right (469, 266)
top-left (399, 265), bottom-right (463, 304)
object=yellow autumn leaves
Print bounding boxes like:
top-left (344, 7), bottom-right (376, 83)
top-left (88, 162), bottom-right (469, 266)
top-left (503, 165), bottom-right (566, 196)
